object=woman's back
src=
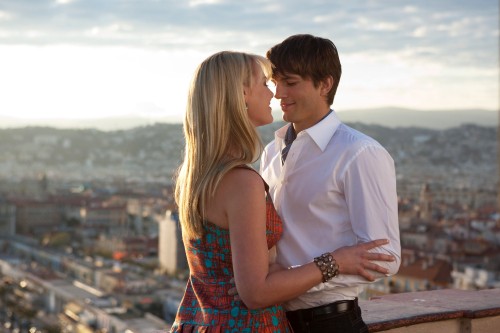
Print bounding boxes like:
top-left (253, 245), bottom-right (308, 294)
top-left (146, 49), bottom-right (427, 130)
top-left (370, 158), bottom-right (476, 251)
top-left (171, 167), bottom-right (291, 332)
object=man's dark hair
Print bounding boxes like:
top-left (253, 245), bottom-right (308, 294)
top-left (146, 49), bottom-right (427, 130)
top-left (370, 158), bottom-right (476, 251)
top-left (266, 34), bottom-right (342, 105)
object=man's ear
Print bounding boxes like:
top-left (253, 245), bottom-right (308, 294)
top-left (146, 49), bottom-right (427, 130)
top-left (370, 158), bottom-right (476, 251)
top-left (320, 76), bottom-right (334, 96)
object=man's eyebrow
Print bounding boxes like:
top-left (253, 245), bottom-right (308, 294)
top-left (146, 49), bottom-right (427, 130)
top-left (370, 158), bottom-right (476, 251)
top-left (277, 74), bottom-right (298, 80)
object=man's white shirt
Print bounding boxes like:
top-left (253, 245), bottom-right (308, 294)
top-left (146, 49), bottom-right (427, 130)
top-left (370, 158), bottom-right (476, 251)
top-left (260, 110), bottom-right (401, 311)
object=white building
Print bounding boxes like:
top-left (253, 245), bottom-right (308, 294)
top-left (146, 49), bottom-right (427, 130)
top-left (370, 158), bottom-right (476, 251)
top-left (158, 210), bottom-right (187, 275)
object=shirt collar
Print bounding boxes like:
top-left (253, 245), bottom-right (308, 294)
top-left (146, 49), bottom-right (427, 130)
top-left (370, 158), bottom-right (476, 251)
top-left (304, 109), bottom-right (341, 152)
top-left (274, 109), bottom-right (341, 151)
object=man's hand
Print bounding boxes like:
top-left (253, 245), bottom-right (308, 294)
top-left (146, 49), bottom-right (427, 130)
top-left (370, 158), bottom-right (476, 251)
top-left (228, 278), bottom-right (241, 300)
top-left (332, 239), bottom-right (395, 281)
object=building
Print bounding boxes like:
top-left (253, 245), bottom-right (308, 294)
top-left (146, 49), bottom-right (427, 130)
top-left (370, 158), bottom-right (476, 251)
top-left (12, 199), bottom-right (61, 235)
top-left (0, 197), bottom-right (16, 236)
top-left (80, 201), bottom-right (128, 238)
top-left (387, 249), bottom-right (453, 293)
top-left (159, 210), bottom-right (187, 275)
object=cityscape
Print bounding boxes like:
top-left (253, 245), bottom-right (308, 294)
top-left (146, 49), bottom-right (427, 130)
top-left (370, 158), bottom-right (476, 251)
top-left (0, 120), bottom-right (498, 333)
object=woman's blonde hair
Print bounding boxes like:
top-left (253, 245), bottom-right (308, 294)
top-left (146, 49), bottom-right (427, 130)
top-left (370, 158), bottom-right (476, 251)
top-left (175, 51), bottom-right (271, 239)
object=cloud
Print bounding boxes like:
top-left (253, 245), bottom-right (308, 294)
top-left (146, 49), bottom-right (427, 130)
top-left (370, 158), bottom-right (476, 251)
top-left (1, 1), bottom-right (496, 64)
top-left (0, 10), bottom-right (13, 20)
top-left (1, 1), bottom-right (496, 56)
top-left (0, 0), bottom-right (497, 118)
top-left (188, 0), bottom-right (224, 7)
top-left (412, 26), bottom-right (427, 38)
top-left (0, 1), bottom-right (495, 77)
top-left (54, 0), bottom-right (76, 5)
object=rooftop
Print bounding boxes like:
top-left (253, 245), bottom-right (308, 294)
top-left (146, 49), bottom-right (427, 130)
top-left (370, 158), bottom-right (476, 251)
top-left (361, 288), bottom-right (500, 332)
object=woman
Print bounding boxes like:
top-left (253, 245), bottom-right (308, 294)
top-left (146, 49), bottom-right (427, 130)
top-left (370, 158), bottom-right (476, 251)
top-left (171, 51), bottom-right (393, 332)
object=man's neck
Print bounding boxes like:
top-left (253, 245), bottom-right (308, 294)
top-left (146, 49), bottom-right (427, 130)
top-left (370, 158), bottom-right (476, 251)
top-left (293, 109), bottom-right (332, 133)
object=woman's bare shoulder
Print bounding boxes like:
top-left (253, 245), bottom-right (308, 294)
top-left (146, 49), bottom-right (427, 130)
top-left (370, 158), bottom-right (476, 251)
top-left (220, 166), bottom-right (264, 195)
top-left (206, 166), bottom-right (265, 226)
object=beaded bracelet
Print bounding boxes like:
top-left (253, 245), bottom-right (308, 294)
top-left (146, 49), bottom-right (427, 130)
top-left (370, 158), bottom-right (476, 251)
top-left (313, 252), bottom-right (340, 282)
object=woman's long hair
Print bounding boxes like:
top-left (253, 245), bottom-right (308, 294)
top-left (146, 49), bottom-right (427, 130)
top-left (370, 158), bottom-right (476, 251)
top-left (175, 51), bottom-right (271, 239)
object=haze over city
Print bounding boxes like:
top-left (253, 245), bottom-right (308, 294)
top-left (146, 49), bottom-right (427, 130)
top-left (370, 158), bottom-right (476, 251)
top-left (1, 2), bottom-right (500, 332)
top-left (0, 0), bottom-right (498, 128)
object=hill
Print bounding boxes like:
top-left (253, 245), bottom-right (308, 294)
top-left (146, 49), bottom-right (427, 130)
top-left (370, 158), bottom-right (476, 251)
top-left (0, 122), bottom-right (496, 191)
top-left (1, 108), bottom-right (497, 131)
top-left (335, 107), bottom-right (497, 130)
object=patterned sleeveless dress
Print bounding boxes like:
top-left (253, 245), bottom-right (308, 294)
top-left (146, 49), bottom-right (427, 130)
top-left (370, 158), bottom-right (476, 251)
top-left (170, 168), bottom-right (291, 333)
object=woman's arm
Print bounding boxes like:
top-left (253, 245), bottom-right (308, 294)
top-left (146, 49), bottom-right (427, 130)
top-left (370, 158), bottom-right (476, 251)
top-left (224, 169), bottom-right (394, 309)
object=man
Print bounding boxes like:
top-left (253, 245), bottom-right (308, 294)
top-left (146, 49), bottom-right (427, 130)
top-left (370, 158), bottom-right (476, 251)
top-left (260, 34), bottom-right (401, 333)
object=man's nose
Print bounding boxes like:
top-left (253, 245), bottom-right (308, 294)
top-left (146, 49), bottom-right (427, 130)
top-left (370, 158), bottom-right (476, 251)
top-left (275, 85), bottom-right (286, 99)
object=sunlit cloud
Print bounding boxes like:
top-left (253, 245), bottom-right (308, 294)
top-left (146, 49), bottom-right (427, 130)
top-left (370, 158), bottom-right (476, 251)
top-left (85, 23), bottom-right (134, 37)
top-left (0, 10), bottom-right (13, 20)
top-left (313, 14), bottom-right (339, 24)
top-left (413, 27), bottom-right (427, 38)
top-left (437, 18), bottom-right (474, 37)
top-left (372, 21), bottom-right (399, 31)
top-left (338, 50), bottom-right (497, 111)
top-left (403, 6), bottom-right (418, 14)
top-left (354, 17), bottom-right (400, 31)
top-left (0, 0), bottom-right (497, 122)
top-left (259, 4), bottom-right (282, 13)
top-left (25, 30), bottom-right (45, 38)
top-left (0, 45), bottom-right (207, 120)
top-left (54, 0), bottom-right (76, 5)
top-left (188, 0), bottom-right (224, 7)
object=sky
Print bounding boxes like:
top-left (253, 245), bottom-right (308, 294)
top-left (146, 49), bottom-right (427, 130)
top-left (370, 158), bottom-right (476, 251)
top-left (0, 0), bottom-right (498, 124)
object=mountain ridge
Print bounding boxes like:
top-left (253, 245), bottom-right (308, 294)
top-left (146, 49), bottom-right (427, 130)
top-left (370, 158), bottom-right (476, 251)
top-left (1, 107), bottom-right (497, 131)
top-left (0, 122), bottom-right (495, 186)
top-left (335, 107), bottom-right (497, 130)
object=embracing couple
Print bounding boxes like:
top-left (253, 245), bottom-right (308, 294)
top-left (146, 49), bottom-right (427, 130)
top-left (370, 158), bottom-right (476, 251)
top-left (170, 34), bottom-right (401, 333)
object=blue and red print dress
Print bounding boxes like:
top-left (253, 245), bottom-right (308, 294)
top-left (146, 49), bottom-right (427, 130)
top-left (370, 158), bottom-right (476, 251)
top-left (170, 177), bottom-right (291, 332)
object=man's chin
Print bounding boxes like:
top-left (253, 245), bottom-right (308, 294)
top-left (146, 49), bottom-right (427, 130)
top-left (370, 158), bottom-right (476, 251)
top-left (281, 113), bottom-right (292, 123)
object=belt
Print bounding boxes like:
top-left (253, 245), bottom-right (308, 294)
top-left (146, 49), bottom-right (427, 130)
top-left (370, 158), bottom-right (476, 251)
top-left (286, 299), bottom-right (357, 322)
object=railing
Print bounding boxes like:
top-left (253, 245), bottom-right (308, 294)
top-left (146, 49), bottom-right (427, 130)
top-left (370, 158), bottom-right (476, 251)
top-left (361, 289), bottom-right (500, 333)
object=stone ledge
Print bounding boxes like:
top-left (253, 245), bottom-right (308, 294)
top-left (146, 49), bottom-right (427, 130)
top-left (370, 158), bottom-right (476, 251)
top-left (360, 289), bottom-right (500, 332)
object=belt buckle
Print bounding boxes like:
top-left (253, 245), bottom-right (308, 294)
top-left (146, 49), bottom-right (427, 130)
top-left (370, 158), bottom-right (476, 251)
top-left (335, 302), bottom-right (349, 313)
top-left (288, 299), bottom-right (355, 323)
top-left (314, 300), bottom-right (351, 317)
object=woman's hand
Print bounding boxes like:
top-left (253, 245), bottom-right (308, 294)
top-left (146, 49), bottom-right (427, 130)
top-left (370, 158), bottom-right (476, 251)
top-left (332, 239), bottom-right (395, 281)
